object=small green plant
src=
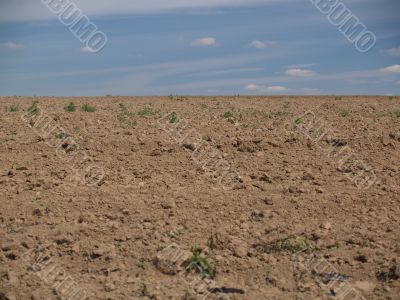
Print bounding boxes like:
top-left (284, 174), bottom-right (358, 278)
top-left (27, 101), bottom-right (39, 115)
top-left (293, 117), bottom-right (302, 125)
top-left (238, 112), bottom-right (244, 122)
top-left (65, 102), bottom-right (77, 112)
top-left (138, 107), bottom-right (156, 117)
top-left (287, 133), bottom-right (297, 142)
top-left (388, 96), bottom-right (394, 101)
top-left (333, 240), bottom-right (340, 249)
top-left (223, 111), bottom-right (234, 119)
top-left (168, 112), bottom-right (177, 123)
top-left (264, 235), bottom-right (316, 254)
top-left (168, 94), bottom-right (175, 101)
top-left (117, 103), bottom-right (136, 127)
top-left (394, 111), bottom-right (400, 118)
top-left (7, 105), bottom-right (19, 112)
top-left (189, 246), bottom-right (215, 279)
top-left (135, 259), bottom-right (145, 269)
top-left (55, 132), bottom-right (69, 139)
top-left (261, 111), bottom-right (269, 119)
top-left (82, 104), bottom-right (95, 112)
top-left (340, 110), bottom-right (349, 117)
top-left (335, 96), bottom-right (342, 100)
top-left (141, 284), bottom-right (149, 297)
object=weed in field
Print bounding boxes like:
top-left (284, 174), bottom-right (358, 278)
top-left (167, 94), bottom-right (187, 101)
top-left (262, 235), bottom-right (316, 254)
top-left (330, 240), bottom-right (340, 249)
top-left (65, 102), bottom-right (77, 112)
top-left (238, 112), bottom-right (244, 122)
top-left (223, 111), bottom-right (234, 119)
top-left (168, 112), bottom-right (177, 124)
top-left (189, 246), bottom-right (215, 279)
top-left (82, 104), bottom-right (95, 112)
top-left (55, 132), bottom-right (69, 139)
top-left (293, 117), bottom-right (302, 125)
top-left (117, 103), bottom-right (136, 127)
top-left (335, 96), bottom-right (342, 100)
top-left (340, 110), bottom-right (349, 117)
top-left (394, 111), bottom-right (400, 118)
top-left (261, 111), bottom-right (269, 119)
top-left (388, 96), bottom-right (394, 101)
top-left (286, 132), bottom-right (297, 142)
top-left (141, 284), bottom-right (149, 297)
top-left (138, 107), bottom-right (156, 117)
top-left (27, 101), bottom-right (39, 115)
top-left (7, 105), bottom-right (19, 112)
top-left (135, 259), bottom-right (145, 269)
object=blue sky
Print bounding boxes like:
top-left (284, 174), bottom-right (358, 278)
top-left (0, 0), bottom-right (399, 96)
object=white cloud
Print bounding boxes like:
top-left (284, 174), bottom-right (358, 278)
top-left (191, 37), bottom-right (218, 47)
top-left (387, 47), bottom-right (400, 57)
top-left (80, 46), bottom-right (96, 53)
top-left (249, 40), bottom-right (275, 49)
top-left (285, 68), bottom-right (317, 77)
top-left (286, 63), bottom-right (316, 69)
top-left (0, 42), bottom-right (25, 49)
top-left (266, 85), bottom-right (287, 92)
top-left (245, 84), bottom-right (259, 91)
top-left (245, 84), bottom-right (287, 92)
top-left (380, 64), bottom-right (400, 73)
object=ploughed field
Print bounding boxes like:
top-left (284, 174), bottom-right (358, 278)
top-left (0, 96), bottom-right (399, 300)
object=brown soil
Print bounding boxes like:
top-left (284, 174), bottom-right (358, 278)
top-left (0, 96), bottom-right (399, 300)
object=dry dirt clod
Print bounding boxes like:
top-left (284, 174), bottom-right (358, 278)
top-left (104, 281), bottom-right (117, 292)
top-left (288, 186), bottom-right (299, 194)
top-left (353, 281), bottom-right (376, 293)
top-left (263, 196), bottom-right (274, 205)
top-left (231, 239), bottom-right (248, 258)
top-left (161, 199), bottom-right (176, 209)
top-left (355, 254), bottom-right (368, 263)
top-left (207, 232), bottom-right (230, 250)
top-left (32, 208), bottom-right (43, 217)
top-left (259, 173), bottom-right (272, 183)
top-left (320, 222), bottom-right (332, 230)
top-left (153, 244), bottom-right (192, 275)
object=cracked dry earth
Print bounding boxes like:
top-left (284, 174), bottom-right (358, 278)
top-left (0, 96), bottom-right (399, 300)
